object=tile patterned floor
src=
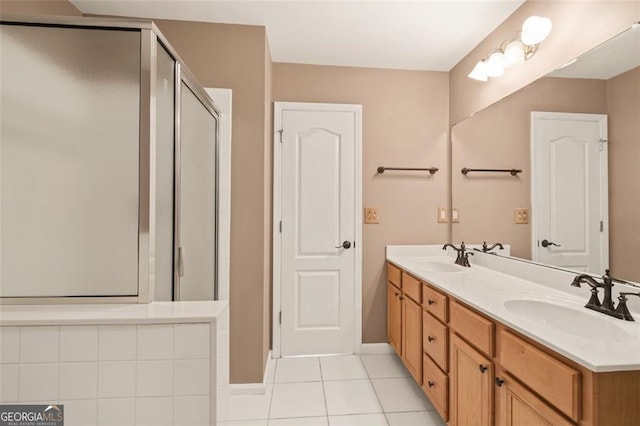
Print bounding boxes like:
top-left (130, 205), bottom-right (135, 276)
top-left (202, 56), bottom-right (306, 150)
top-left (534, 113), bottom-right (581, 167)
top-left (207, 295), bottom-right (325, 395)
top-left (223, 354), bottom-right (446, 426)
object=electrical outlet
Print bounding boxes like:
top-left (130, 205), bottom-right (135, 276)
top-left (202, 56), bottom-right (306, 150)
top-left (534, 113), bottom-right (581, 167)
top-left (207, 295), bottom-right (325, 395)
top-left (437, 207), bottom-right (448, 223)
top-left (452, 208), bottom-right (460, 223)
top-left (364, 207), bottom-right (380, 224)
top-left (514, 208), bottom-right (529, 224)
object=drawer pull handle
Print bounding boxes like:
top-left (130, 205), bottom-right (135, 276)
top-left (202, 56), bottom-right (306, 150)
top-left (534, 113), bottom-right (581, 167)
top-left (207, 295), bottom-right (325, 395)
top-left (427, 380), bottom-right (435, 388)
top-left (428, 299), bottom-right (435, 305)
top-left (427, 336), bottom-right (435, 342)
top-left (495, 377), bottom-right (504, 387)
top-left (479, 364), bottom-right (488, 373)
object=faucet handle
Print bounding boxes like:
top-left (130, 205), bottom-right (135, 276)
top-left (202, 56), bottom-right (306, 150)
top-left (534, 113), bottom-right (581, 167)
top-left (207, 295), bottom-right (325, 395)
top-left (615, 292), bottom-right (640, 321)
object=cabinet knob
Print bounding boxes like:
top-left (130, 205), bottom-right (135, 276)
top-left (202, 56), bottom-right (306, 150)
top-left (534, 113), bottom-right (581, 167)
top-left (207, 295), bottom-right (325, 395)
top-left (427, 380), bottom-right (435, 388)
top-left (428, 299), bottom-right (435, 305)
top-left (478, 364), bottom-right (488, 373)
top-left (394, 292), bottom-right (400, 297)
top-left (399, 295), bottom-right (404, 300)
top-left (495, 377), bottom-right (505, 387)
top-left (427, 336), bottom-right (435, 342)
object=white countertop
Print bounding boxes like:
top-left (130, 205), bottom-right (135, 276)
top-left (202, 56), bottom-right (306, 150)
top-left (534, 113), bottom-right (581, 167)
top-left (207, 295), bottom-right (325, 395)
top-left (0, 301), bottom-right (229, 326)
top-left (387, 246), bottom-right (640, 372)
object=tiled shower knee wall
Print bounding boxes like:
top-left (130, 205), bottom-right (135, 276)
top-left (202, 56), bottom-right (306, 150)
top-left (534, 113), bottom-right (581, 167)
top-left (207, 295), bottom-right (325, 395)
top-left (0, 322), bottom-right (224, 426)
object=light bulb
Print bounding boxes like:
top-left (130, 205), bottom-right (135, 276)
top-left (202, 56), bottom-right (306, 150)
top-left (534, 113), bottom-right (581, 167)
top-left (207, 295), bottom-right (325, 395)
top-left (521, 16), bottom-right (552, 45)
top-left (486, 51), bottom-right (505, 77)
top-left (503, 40), bottom-right (525, 68)
top-left (468, 60), bottom-right (489, 82)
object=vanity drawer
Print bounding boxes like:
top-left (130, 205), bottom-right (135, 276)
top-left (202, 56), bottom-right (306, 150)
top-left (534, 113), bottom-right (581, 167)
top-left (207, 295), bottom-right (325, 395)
top-left (422, 284), bottom-right (447, 322)
top-left (449, 300), bottom-right (494, 357)
top-left (422, 353), bottom-right (448, 421)
top-left (499, 330), bottom-right (580, 423)
top-left (402, 272), bottom-right (422, 303)
top-left (422, 311), bottom-right (448, 371)
top-left (387, 262), bottom-right (401, 288)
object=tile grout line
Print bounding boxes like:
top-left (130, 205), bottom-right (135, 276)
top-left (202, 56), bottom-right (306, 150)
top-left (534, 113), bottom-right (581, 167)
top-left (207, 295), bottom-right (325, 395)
top-left (360, 355), bottom-right (391, 426)
top-left (318, 357), bottom-right (330, 424)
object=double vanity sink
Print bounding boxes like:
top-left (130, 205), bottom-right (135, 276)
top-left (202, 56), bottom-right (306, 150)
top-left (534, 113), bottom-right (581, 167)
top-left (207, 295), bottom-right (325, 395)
top-left (386, 245), bottom-right (640, 426)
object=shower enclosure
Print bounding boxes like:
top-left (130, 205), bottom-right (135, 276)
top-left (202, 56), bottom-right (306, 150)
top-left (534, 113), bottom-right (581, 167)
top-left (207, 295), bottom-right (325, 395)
top-left (0, 16), bottom-right (219, 303)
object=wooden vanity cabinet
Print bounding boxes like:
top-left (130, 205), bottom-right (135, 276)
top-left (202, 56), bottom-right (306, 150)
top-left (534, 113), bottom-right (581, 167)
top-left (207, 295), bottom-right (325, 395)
top-left (496, 372), bottom-right (574, 426)
top-left (386, 263), bottom-right (422, 383)
top-left (388, 261), bottom-right (640, 426)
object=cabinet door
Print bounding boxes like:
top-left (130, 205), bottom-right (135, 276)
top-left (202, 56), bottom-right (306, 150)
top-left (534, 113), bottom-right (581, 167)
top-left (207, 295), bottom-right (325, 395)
top-left (450, 333), bottom-right (493, 426)
top-left (387, 282), bottom-right (402, 356)
top-left (496, 373), bottom-right (574, 426)
top-left (402, 296), bottom-right (423, 383)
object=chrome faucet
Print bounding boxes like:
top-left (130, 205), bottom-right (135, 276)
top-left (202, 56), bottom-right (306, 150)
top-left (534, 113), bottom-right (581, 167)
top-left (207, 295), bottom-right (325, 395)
top-left (442, 242), bottom-right (474, 267)
top-left (571, 269), bottom-right (636, 320)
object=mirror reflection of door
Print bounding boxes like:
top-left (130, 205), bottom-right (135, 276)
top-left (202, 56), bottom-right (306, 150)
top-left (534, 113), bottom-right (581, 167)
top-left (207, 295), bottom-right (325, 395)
top-left (531, 112), bottom-right (608, 274)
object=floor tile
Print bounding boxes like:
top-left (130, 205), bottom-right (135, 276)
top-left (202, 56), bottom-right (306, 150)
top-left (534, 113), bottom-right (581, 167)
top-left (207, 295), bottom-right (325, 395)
top-left (361, 355), bottom-right (410, 379)
top-left (371, 378), bottom-right (434, 413)
top-left (228, 387), bottom-right (273, 421)
top-left (269, 416), bottom-right (328, 425)
top-left (269, 382), bottom-right (326, 419)
top-left (386, 411), bottom-right (446, 426)
top-left (329, 413), bottom-right (388, 426)
top-left (320, 355), bottom-right (368, 381)
top-left (275, 357), bottom-right (321, 383)
top-left (324, 380), bottom-right (382, 416)
top-left (220, 421), bottom-right (268, 426)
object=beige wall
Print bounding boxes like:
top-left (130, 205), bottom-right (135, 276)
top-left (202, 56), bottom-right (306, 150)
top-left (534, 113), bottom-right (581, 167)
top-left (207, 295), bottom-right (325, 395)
top-left (151, 19), bottom-right (272, 384)
top-left (272, 63), bottom-right (449, 342)
top-left (451, 77), bottom-right (607, 259)
top-left (608, 67), bottom-right (640, 281)
top-left (0, 0), bottom-right (80, 16)
top-left (449, 1), bottom-right (639, 125)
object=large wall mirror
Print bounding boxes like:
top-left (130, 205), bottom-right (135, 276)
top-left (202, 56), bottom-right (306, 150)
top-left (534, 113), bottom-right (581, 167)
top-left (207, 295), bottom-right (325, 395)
top-left (451, 22), bottom-right (640, 283)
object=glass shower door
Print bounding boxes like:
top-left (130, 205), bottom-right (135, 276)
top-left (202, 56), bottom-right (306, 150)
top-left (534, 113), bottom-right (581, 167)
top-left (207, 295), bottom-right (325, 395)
top-left (177, 81), bottom-right (218, 301)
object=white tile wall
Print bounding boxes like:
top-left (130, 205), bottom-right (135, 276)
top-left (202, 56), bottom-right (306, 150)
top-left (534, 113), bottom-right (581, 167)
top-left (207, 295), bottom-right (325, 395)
top-left (1, 322), bottom-right (219, 425)
top-left (137, 360), bottom-right (174, 397)
top-left (137, 325), bottom-right (174, 360)
top-left (99, 325), bottom-right (137, 361)
top-left (59, 362), bottom-right (98, 400)
top-left (0, 326), bottom-right (20, 363)
top-left (60, 326), bottom-right (98, 362)
top-left (98, 361), bottom-right (136, 398)
top-left (20, 326), bottom-right (59, 363)
top-left (0, 364), bottom-right (19, 401)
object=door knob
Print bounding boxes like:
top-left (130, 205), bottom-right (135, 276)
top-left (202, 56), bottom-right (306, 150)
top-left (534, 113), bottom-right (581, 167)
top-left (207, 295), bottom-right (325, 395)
top-left (335, 241), bottom-right (352, 249)
top-left (541, 239), bottom-right (561, 248)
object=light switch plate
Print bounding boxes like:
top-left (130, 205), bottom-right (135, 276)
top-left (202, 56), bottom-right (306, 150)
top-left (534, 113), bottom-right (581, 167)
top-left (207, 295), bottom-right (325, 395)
top-left (364, 207), bottom-right (380, 224)
top-left (437, 207), bottom-right (448, 223)
top-left (452, 208), bottom-right (460, 223)
top-left (514, 208), bottom-right (529, 224)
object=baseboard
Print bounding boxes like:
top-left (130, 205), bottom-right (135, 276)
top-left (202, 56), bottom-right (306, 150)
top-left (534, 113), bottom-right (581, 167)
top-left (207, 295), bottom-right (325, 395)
top-left (229, 350), bottom-right (273, 395)
top-left (361, 343), bottom-right (394, 354)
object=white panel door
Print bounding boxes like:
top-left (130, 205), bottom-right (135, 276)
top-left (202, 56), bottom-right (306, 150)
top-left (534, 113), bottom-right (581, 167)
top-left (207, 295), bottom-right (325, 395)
top-left (278, 104), bottom-right (360, 356)
top-left (532, 112), bottom-right (608, 274)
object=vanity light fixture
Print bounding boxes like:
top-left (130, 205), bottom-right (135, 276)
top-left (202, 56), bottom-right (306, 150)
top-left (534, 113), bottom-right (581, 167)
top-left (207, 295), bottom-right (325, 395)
top-left (468, 16), bottom-right (552, 82)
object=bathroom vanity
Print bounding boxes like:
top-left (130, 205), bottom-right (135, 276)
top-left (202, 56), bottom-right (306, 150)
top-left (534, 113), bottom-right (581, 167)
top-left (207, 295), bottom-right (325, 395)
top-left (387, 245), bottom-right (640, 426)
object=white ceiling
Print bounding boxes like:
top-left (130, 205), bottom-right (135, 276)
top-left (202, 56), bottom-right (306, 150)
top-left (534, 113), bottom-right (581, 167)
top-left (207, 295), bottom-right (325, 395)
top-left (70, 0), bottom-right (525, 71)
top-left (548, 24), bottom-right (640, 80)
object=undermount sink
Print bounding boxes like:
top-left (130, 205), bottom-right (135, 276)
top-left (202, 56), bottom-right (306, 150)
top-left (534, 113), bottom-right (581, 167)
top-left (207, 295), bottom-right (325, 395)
top-left (504, 298), bottom-right (631, 340)
top-left (408, 260), bottom-right (462, 273)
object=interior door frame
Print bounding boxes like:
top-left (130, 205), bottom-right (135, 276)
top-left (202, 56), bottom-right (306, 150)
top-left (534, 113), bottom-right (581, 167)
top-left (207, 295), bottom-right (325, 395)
top-left (530, 111), bottom-right (609, 270)
top-left (272, 101), bottom-right (363, 359)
